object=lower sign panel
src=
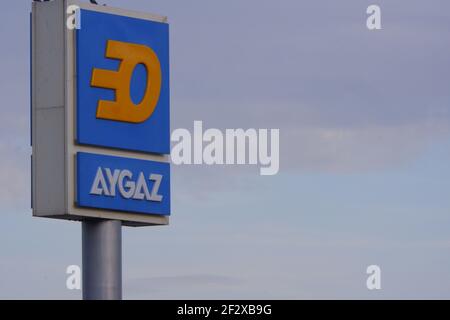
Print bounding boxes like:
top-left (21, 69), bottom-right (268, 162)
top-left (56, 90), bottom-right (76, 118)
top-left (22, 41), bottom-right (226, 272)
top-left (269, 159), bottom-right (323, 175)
top-left (76, 152), bottom-right (170, 215)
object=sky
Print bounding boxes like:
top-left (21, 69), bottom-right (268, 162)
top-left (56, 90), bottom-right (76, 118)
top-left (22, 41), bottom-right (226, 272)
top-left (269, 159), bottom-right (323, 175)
top-left (0, 0), bottom-right (450, 299)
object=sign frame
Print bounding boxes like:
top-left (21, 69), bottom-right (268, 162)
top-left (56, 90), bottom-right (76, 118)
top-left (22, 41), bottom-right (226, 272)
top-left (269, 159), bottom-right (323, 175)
top-left (31, 0), bottom-right (170, 226)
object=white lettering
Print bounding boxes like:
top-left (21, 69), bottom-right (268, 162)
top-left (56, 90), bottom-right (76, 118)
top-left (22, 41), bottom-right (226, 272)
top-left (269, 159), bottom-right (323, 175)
top-left (203, 128), bottom-right (224, 165)
top-left (66, 5), bottom-right (81, 30)
top-left (90, 167), bottom-right (110, 196)
top-left (118, 169), bottom-right (135, 199)
top-left (105, 168), bottom-right (120, 196)
top-left (366, 265), bottom-right (382, 290)
top-left (367, 5), bottom-right (382, 30)
top-left (149, 174), bottom-right (163, 202)
top-left (170, 121), bottom-right (280, 176)
top-left (171, 129), bottom-right (192, 165)
top-left (90, 168), bottom-right (165, 202)
top-left (133, 172), bottom-right (151, 200)
top-left (66, 265), bottom-right (81, 290)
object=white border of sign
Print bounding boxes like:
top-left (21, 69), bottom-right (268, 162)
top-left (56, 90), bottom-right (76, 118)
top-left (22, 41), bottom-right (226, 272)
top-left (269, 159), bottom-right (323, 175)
top-left (32, 0), bottom-right (170, 226)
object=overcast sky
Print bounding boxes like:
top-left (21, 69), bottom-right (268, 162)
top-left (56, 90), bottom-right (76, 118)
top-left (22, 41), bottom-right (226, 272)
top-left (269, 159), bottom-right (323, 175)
top-left (0, 0), bottom-right (450, 299)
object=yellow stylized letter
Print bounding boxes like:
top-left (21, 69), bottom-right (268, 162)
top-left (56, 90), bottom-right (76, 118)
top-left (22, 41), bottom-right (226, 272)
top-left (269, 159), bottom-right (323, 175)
top-left (91, 40), bottom-right (162, 123)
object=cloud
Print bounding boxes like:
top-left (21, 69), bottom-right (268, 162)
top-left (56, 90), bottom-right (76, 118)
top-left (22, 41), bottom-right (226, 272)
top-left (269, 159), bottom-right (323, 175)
top-left (282, 119), bottom-right (450, 173)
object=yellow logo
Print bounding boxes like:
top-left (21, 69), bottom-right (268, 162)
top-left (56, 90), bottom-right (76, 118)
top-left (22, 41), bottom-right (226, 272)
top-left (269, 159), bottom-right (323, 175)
top-left (91, 40), bottom-right (162, 123)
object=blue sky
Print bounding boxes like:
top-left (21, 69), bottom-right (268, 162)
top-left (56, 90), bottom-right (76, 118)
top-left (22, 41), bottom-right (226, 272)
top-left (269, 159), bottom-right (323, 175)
top-left (0, 0), bottom-right (450, 299)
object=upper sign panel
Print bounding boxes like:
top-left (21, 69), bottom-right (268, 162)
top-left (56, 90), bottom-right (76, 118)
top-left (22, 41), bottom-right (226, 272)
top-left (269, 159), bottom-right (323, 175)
top-left (76, 9), bottom-right (170, 154)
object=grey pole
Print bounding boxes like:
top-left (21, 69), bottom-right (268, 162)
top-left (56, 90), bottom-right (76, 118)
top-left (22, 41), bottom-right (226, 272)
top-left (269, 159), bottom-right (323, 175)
top-left (82, 219), bottom-right (122, 300)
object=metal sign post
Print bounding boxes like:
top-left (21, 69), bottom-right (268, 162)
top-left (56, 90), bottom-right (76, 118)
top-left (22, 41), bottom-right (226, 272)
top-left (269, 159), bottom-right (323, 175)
top-left (82, 220), bottom-right (122, 300)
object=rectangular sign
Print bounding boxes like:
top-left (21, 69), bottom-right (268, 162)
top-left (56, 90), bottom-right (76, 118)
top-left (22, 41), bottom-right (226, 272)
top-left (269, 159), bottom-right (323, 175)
top-left (76, 9), bottom-right (170, 154)
top-left (32, 0), bottom-right (170, 225)
top-left (76, 152), bottom-right (170, 215)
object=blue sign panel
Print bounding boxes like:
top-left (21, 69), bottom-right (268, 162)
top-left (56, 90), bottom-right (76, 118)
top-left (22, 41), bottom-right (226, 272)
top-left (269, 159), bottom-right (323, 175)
top-left (76, 9), bottom-right (170, 154)
top-left (76, 152), bottom-right (170, 215)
